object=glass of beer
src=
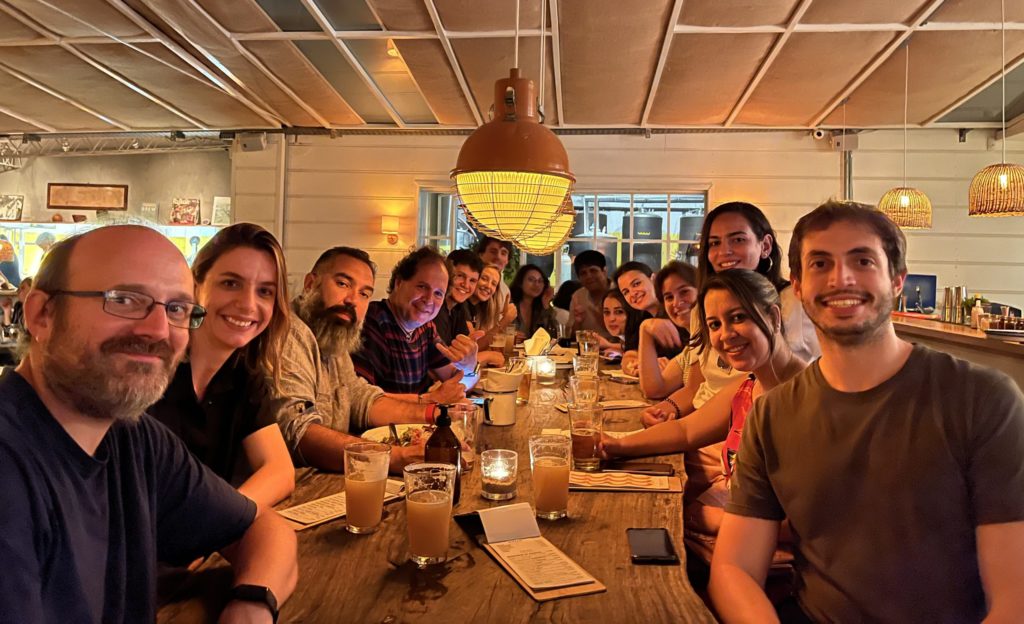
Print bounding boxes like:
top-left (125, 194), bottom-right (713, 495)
top-left (573, 354), bottom-right (599, 377)
top-left (528, 434), bottom-right (572, 520)
top-left (449, 403), bottom-right (483, 471)
top-left (502, 326), bottom-right (516, 358)
top-left (568, 404), bottom-right (604, 472)
top-left (403, 463), bottom-right (457, 566)
top-left (344, 442), bottom-right (391, 534)
top-left (509, 357), bottom-right (532, 404)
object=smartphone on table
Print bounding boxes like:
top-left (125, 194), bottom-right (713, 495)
top-left (626, 528), bottom-right (680, 565)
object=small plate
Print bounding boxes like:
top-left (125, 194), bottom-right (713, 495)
top-left (361, 424), bottom-right (433, 446)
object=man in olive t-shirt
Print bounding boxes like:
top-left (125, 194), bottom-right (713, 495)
top-left (709, 201), bottom-right (1024, 623)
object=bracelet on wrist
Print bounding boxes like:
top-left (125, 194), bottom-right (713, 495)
top-left (424, 403), bottom-right (437, 425)
top-left (664, 397), bottom-right (682, 419)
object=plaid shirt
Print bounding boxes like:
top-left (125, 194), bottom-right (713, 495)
top-left (352, 300), bottom-right (449, 394)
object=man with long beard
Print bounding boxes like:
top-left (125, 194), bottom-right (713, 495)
top-left (0, 226), bottom-right (296, 623)
top-left (709, 201), bottom-right (1024, 623)
top-left (275, 246), bottom-right (465, 474)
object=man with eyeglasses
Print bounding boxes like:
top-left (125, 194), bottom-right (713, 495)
top-left (0, 226), bottom-right (297, 623)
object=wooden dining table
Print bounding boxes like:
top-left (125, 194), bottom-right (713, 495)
top-left (157, 369), bottom-right (715, 623)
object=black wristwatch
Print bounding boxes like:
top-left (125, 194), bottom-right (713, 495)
top-left (230, 584), bottom-right (279, 623)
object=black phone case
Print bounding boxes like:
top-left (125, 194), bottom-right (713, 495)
top-left (626, 528), bottom-right (680, 565)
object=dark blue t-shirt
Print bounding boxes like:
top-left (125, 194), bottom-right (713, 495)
top-left (0, 372), bottom-right (256, 623)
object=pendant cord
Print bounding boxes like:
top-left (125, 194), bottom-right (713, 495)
top-left (1001, 0), bottom-right (1007, 164)
top-left (903, 44), bottom-right (909, 187)
top-left (539, 0), bottom-right (547, 106)
top-left (514, 0), bottom-right (520, 69)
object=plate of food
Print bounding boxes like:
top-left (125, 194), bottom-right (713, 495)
top-left (361, 424), bottom-right (435, 446)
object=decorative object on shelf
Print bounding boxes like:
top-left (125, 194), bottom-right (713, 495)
top-left (515, 197), bottom-right (575, 254)
top-left (0, 194), bottom-right (24, 221)
top-left (450, 0), bottom-right (572, 243)
top-left (169, 198), bottom-right (200, 225)
top-left (46, 183), bottom-right (128, 211)
top-left (51, 213), bottom-right (63, 223)
top-left (381, 215), bottom-right (400, 245)
top-left (71, 214), bottom-right (86, 223)
top-left (139, 202), bottom-right (158, 222)
top-left (878, 43), bottom-right (931, 229)
top-left (968, 0), bottom-right (1024, 217)
top-left (212, 196), bottom-right (231, 226)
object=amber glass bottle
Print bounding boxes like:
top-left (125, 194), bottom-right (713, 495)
top-left (424, 405), bottom-right (462, 504)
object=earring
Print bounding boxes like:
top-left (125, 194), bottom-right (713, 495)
top-left (764, 256), bottom-right (773, 272)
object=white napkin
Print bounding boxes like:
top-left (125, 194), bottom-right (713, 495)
top-left (523, 327), bottom-right (551, 356)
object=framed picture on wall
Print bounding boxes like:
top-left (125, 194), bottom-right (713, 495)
top-left (169, 198), bottom-right (200, 225)
top-left (139, 202), bottom-right (158, 222)
top-left (212, 196), bottom-right (231, 225)
top-left (0, 194), bottom-right (24, 221)
top-left (47, 183), bottom-right (128, 211)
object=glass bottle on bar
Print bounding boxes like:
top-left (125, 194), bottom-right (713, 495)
top-left (424, 404), bottom-right (462, 504)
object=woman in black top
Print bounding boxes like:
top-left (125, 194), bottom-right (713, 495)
top-left (510, 264), bottom-right (552, 340)
top-left (150, 223), bottom-right (294, 508)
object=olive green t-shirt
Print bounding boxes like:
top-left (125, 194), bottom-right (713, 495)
top-left (727, 344), bottom-right (1024, 623)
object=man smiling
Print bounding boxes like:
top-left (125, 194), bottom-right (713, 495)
top-left (352, 246), bottom-right (482, 395)
top-left (432, 249), bottom-right (482, 344)
top-left (709, 201), bottom-right (1024, 623)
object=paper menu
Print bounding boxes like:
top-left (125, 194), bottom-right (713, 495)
top-left (490, 538), bottom-right (595, 590)
top-left (279, 479), bottom-right (404, 526)
top-left (569, 471), bottom-right (670, 491)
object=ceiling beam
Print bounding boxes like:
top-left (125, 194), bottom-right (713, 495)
top-left (923, 50), bottom-right (1024, 125)
top-left (1005, 112), bottom-right (1024, 138)
top-left (423, 0), bottom-right (483, 126)
top-left (0, 104), bottom-right (56, 132)
top-left (725, 0), bottom-right (814, 127)
top-left (179, 0), bottom-right (333, 128)
top-left (301, 0), bottom-right (406, 128)
top-left (807, 0), bottom-right (948, 128)
top-left (641, 0), bottom-right (686, 127)
top-left (0, 60), bottom-right (129, 129)
top-left (0, 4), bottom-right (204, 129)
top-left (105, 0), bottom-right (283, 127)
top-left (549, 0), bottom-right (564, 125)
top-left (0, 35), bottom-right (159, 46)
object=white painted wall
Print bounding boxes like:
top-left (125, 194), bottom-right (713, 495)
top-left (231, 130), bottom-right (1024, 308)
top-left (0, 150), bottom-right (231, 223)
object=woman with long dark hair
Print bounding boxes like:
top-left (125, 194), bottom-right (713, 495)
top-left (636, 261), bottom-right (698, 398)
top-left (510, 264), bottom-right (552, 340)
top-left (151, 223), bottom-right (294, 508)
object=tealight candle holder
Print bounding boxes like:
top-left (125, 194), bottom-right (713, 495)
top-left (481, 449), bottom-right (518, 501)
top-left (529, 356), bottom-right (557, 385)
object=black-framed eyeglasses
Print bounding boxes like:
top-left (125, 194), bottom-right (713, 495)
top-left (48, 289), bottom-right (206, 329)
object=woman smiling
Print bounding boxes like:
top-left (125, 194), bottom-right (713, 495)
top-left (150, 223), bottom-right (294, 509)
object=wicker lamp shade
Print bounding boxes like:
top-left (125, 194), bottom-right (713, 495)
top-left (878, 187), bottom-right (933, 229)
top-left (452, 69), bottom-right (573, 241)
top-left (968, 163), bottom-right (1024, 216)
top-left (514, 200), bottom-right (575, 254)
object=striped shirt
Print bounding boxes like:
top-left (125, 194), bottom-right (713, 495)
top-left (352, 300), bottom-right (450, 394)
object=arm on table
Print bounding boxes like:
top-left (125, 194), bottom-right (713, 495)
top-left (601, 375), bottom-right (739, 458)
top-left (642, 360), bottom-right (703, 427)
top-left (218, 506), bottom-right (299, 624)
top-left (238, 424), bottom-right (295, 508)
top-left (638, 323), bottom-right (685, 399)
top-left (978, 521), bottom-right (1024, 623)
top-left (708, 512), bottom-right (781, 624)
top-left (297, 423), bottom-right (421, 474)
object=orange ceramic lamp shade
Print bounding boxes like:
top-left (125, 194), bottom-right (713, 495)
top-left (452, 69), bottom-right (574, 242)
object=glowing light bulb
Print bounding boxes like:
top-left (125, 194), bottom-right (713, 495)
top-left (899, 194), bottom-right (910, 208)
top-left (999, 173), bottom-right (1009, 189)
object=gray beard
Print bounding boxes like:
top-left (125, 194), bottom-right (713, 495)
top-left (296, 292), bottom-right (364, 357)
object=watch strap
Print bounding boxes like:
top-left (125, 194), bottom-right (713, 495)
top-left (231, 584), bottom-right (279, 623)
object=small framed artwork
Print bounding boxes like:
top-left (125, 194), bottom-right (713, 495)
top-left (0, 194), bottom-right (24, 221)
top-left (139, 202), bottom-right (158, 222)
top-left (169, 198), bottom-right (200, 225)
top-left (47, 183), bottom-right (128, 211)
top-left (212, 196), bottom-right (231, 225)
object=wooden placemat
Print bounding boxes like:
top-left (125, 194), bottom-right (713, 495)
top-left (569, 471), bottom-right (682, 493)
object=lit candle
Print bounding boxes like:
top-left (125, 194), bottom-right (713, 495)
top-left (531, 356), bottom-right (557, 385)
top-left (481, 449), bottom-right (518, 501)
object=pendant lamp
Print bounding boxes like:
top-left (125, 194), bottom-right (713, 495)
top-left (450, 0), bottom-right (573, 241)
top-left (515, 197), bottom-right (576, 254)
top-left (878, 43), bottom-right (932, 229)
top-left (968, 0), bottom-right (1024, 216)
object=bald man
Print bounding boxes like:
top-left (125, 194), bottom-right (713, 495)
top-left (0, 226), bottom-right (297, 623)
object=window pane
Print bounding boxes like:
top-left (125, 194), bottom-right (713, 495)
top-left (670, 193), bottom-right (707, 242)
top-left (630, 194), bottom-right (668, 242)
top-left (454, 204), bottom-right (481, 251)
top-left (420, 191), bottom-right (452, 240)
top-left (570, 194), bottom-right (596, 239)
top-left (632, 242), bottom-right (663, 271)
top-left (597, 194), bottom-right (630, 239)
top-left (432, 238), bottom-right (452, 255)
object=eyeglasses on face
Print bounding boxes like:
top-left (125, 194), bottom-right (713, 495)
top-left (47, 289), bottom-right (206, 329)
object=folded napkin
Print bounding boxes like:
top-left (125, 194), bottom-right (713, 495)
top-left (523, 328), bottom-right (552, 356)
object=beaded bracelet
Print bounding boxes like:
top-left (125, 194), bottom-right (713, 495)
top-left (664, 397), bottom-right (682, 419)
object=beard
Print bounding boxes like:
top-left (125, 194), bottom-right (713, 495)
top-left (296, 289), bottom-right (364, 356)
top-left (40, 316), bottom-right (180, 423)
top-left (806, 288), bottom-right (894, 347)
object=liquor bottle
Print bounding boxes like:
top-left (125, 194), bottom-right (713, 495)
top-left (424, 404), bottom-right (462, 504)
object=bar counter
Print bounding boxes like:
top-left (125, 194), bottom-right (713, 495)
top-left (892, 314), bottom-right (1024, 389)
